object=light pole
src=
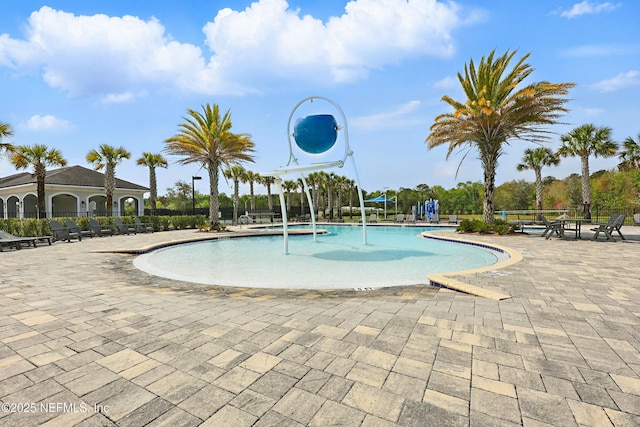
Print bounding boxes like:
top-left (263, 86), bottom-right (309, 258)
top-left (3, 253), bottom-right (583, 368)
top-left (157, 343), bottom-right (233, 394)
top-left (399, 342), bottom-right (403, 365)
top-left (192, 176), bottom-right (202, 215)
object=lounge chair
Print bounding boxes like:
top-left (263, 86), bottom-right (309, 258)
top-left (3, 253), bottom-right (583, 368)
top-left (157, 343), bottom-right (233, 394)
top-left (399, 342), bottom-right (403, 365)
top-left (406, 214), bottom-right (416, 224)
top-left (64, 220), bottom-right (94, 239)
top-left (448, 215), bottom-right (458, 224)
top-left (591, 214), bottom-right (626, 241)
top-left (0, 233), bottom-right (26, 251)
top-left (114, 218), bottom-right (136, 235)
top-left (540, 215), bottom-right (563, 239)
top-left (394, 214), bottom-right (405, 223)
top-left (369, 213), bottom-right (378, 223)
top-left (134, 217), bottom-right (154, 233)
top-left (0, 230), bottom-right (52, 249)
top-left (430, 213), bottom-right (440, 224)
top-left (49, 220), bottom-right (82, 242)
top-left (88, 219), bottom-right (113, 237)
top-left (634, 213), bottom-right (640, 226)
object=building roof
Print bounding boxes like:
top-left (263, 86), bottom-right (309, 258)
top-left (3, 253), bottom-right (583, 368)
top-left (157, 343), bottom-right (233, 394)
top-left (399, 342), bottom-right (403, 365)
top-left (0, 165), bottom-right (149, 191)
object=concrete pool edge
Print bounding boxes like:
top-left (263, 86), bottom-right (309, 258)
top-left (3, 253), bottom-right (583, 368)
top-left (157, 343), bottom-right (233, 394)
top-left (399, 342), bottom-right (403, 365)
top-left (90, 228), bottom-right (324, 254)
top-left (421, 231), bottom-right (521, 300)
top-left (93, 227), bottom-right (519, 299)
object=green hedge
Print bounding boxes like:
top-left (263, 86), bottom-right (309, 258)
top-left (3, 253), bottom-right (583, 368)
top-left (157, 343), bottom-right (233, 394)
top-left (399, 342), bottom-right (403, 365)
top-left (456, 218), bottom-right (513, 235)
top-left (0, 215), bottom-right (208, 237)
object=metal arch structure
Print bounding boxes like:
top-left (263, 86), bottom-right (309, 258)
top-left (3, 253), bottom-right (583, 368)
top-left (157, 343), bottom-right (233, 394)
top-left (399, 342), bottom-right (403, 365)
top-left (263, 96), bottom-right (368, 254)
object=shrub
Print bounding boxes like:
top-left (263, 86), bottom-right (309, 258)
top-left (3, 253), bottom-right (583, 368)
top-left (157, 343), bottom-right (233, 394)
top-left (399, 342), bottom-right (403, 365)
top-left (456, 218), bottom-right (512, 235)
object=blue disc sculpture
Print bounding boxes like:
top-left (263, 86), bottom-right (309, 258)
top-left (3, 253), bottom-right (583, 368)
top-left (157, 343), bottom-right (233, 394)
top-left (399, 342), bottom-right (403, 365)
top-left (293, 115), bottom-right (338, 154)
top-left (263, 96), bottom-right (368, 254)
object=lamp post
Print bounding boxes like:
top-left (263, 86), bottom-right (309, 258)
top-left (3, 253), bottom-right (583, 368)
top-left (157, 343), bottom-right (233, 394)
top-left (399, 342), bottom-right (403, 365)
top-left (192, 176), bottom-right (202, 215)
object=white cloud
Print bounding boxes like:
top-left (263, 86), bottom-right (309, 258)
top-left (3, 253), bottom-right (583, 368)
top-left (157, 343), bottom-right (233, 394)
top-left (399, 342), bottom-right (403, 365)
top-left (0, 6), bottom-right (207, 97)
top-left (101, 91), bottom-right (147, 104)
top-left (0, 1), bottom-right (476, 97)
top-left (434, 75), bottom-right (459, 90)
top-left (591, 70), bottom-right (640, 93)
top-left (580, 107), bottom-right (605, 117)
top-left (203, 0), bottom-right (471, 86)
top-left (351, 100), bottom-right (422, 130)
top-left (23, 114), bottom-right (71, 130)
top-left (556, 1), bottom-right (621, 19)
top-left (561, 43), bottom-right (639, 58)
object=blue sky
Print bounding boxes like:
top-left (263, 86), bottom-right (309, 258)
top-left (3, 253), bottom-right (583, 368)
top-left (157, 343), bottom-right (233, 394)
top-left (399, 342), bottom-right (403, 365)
top-left (1, 0), bottom-right (639, 197)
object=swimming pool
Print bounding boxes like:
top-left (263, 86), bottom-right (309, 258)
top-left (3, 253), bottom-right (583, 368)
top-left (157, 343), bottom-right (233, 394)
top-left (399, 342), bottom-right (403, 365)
top-left (133, 225), bottom-right (506, 289)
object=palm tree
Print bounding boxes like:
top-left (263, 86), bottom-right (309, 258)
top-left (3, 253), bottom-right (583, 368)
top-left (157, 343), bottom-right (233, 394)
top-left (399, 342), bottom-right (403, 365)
top-left (618, 133), bottom-right (640, 171)
top-left (0, 122), bottom-right (15, 155)
top-left (10, 144), bottom-right (67, 218)
top-left (86, 144), bottom-right (131, 216)
top-left (282, 180), bottom-right (298, 217)
top-left (242, 170), bottom-right (260, 212)
top-left (426, 50), bottom-right (574, 224)
top-left (557, 124), bottom-right (617, 219)
top-left (136, 152), bottom-right (168, 216)
top-left (164, 104), bottom-right (255, 229)
top-left (223, 165), bottom-right (246, 225)
top-left (516, 147), bottom-right (559, 218)
top-left (346, 178), bottom-right (356, 218)
top-left (297, 178), bottom-right (306, 217)
top-left (334, 175), bottom-right (348, 219)
top-left (259, 175), bottom-right (275, 211)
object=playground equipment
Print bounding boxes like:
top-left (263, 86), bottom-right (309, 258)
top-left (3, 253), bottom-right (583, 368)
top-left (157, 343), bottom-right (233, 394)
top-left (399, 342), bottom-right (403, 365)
top-left (263, 96), bottom-right (367, 254)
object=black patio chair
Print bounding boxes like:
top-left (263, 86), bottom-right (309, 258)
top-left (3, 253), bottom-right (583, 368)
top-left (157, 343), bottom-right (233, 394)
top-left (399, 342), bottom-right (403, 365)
top-left (49, 220), bottom-right (82, 242)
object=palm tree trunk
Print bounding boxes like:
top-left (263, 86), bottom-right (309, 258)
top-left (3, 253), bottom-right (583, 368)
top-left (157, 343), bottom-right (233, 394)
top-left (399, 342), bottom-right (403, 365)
top-left (106, 166), bottom-right (115, 216)
top-left (36, 165), bottom-right (46, 218)
top-left (482, 156), bottom-right (497, 224)
top-left (266, 182), bottom-right (273, 211)
top-left (233, 178), bottom-right (239, 225)
top-left (208, 161), bottom-right (220, 228)
top-left (581, 154), bottom-right (591, 219)
top-left (149, 166), bottom-right (157, 216)
top-left (250, 181), bottom-right (255, 211)
top-left (534, 167), bottom-right (543, 221)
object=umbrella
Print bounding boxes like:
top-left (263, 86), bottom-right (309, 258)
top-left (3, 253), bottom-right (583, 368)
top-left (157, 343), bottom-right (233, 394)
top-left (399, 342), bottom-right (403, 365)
top-left (364, 196), bottom-right (395, 203)
top-left (365, 196), bottom-right (395, 219)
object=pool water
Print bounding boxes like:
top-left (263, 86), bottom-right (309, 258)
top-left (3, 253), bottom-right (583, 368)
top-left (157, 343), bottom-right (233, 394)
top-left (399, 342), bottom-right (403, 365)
top-left (133, 225), bottom-right (504, 289)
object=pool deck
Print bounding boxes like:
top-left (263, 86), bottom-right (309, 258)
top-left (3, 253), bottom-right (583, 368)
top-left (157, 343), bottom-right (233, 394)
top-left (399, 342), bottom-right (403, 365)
top-left (1, 224), bottom-right (639, 426)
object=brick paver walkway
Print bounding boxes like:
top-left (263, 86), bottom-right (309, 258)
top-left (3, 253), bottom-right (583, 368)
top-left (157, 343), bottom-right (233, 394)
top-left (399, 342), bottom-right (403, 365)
top-left (1, 225), bottom-right (639, 426)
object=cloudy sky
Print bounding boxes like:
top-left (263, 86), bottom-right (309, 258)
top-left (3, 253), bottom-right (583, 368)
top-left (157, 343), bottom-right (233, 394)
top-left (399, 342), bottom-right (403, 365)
top-left (1, 0), bottom-right (638, 196)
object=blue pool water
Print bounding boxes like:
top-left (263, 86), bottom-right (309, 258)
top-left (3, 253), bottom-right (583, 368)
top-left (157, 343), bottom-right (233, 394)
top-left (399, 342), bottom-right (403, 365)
top-left (133, 225), bottom-right (505, 289)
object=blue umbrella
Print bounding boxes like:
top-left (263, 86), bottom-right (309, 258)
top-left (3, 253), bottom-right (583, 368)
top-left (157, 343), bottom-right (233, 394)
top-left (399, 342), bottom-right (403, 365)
top-left (364, 196), bottom-right (395, 203)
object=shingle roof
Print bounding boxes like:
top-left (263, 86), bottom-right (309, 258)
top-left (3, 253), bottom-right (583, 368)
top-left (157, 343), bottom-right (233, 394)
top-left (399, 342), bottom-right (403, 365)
top-left (0, 165), bottom-right (149, 191)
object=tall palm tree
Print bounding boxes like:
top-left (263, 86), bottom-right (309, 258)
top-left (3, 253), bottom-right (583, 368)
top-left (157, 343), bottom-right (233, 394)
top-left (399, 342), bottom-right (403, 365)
top-left (557, 124), bottom-right (617, 219)
top-left (164, 104), bottom-right (255, 229)
top-left (242, 170), bottom-right (260, 212)
top-left (86, 144), bottom-right (131, 216)
top-left (516, 147), bottom-right (559, 217)
top-left (136, 152), bottom-right (168, 216)
top-left (282, 180), bottom-right (298, 217)
top-left (0, 122), bottom-right (15, 155)
top-left (426, 49), bottom-right (574, 224)
top-left (259, 175), bottom-right (275, 211)
top-left (10, 144), bottom-right (67, 218)
top-left (334, 175), bottom-right (348, 219)
top-left (618, 133), bottom-right (640, 171)
top-left (297, 178), bottom-right (306, 216)
top-left (223, 165), bottom-right (246, 225)
top-left (346, 178), bottom-right (356, 218)
top-left (306, 172), bottom-right (321, 217)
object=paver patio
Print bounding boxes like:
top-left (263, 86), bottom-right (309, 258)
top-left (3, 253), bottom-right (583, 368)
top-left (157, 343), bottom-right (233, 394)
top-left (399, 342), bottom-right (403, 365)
top-left (0, 224), bottom-right (639, 426)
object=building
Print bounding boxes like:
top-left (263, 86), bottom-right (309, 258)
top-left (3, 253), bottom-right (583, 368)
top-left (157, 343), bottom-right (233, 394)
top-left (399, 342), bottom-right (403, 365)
top-left (0, 165), bottom-right (149, 219)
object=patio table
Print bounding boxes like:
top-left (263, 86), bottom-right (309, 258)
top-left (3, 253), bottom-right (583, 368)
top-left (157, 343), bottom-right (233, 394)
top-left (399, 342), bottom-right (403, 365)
top-left (558, 218), bottom-right (589, 239)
